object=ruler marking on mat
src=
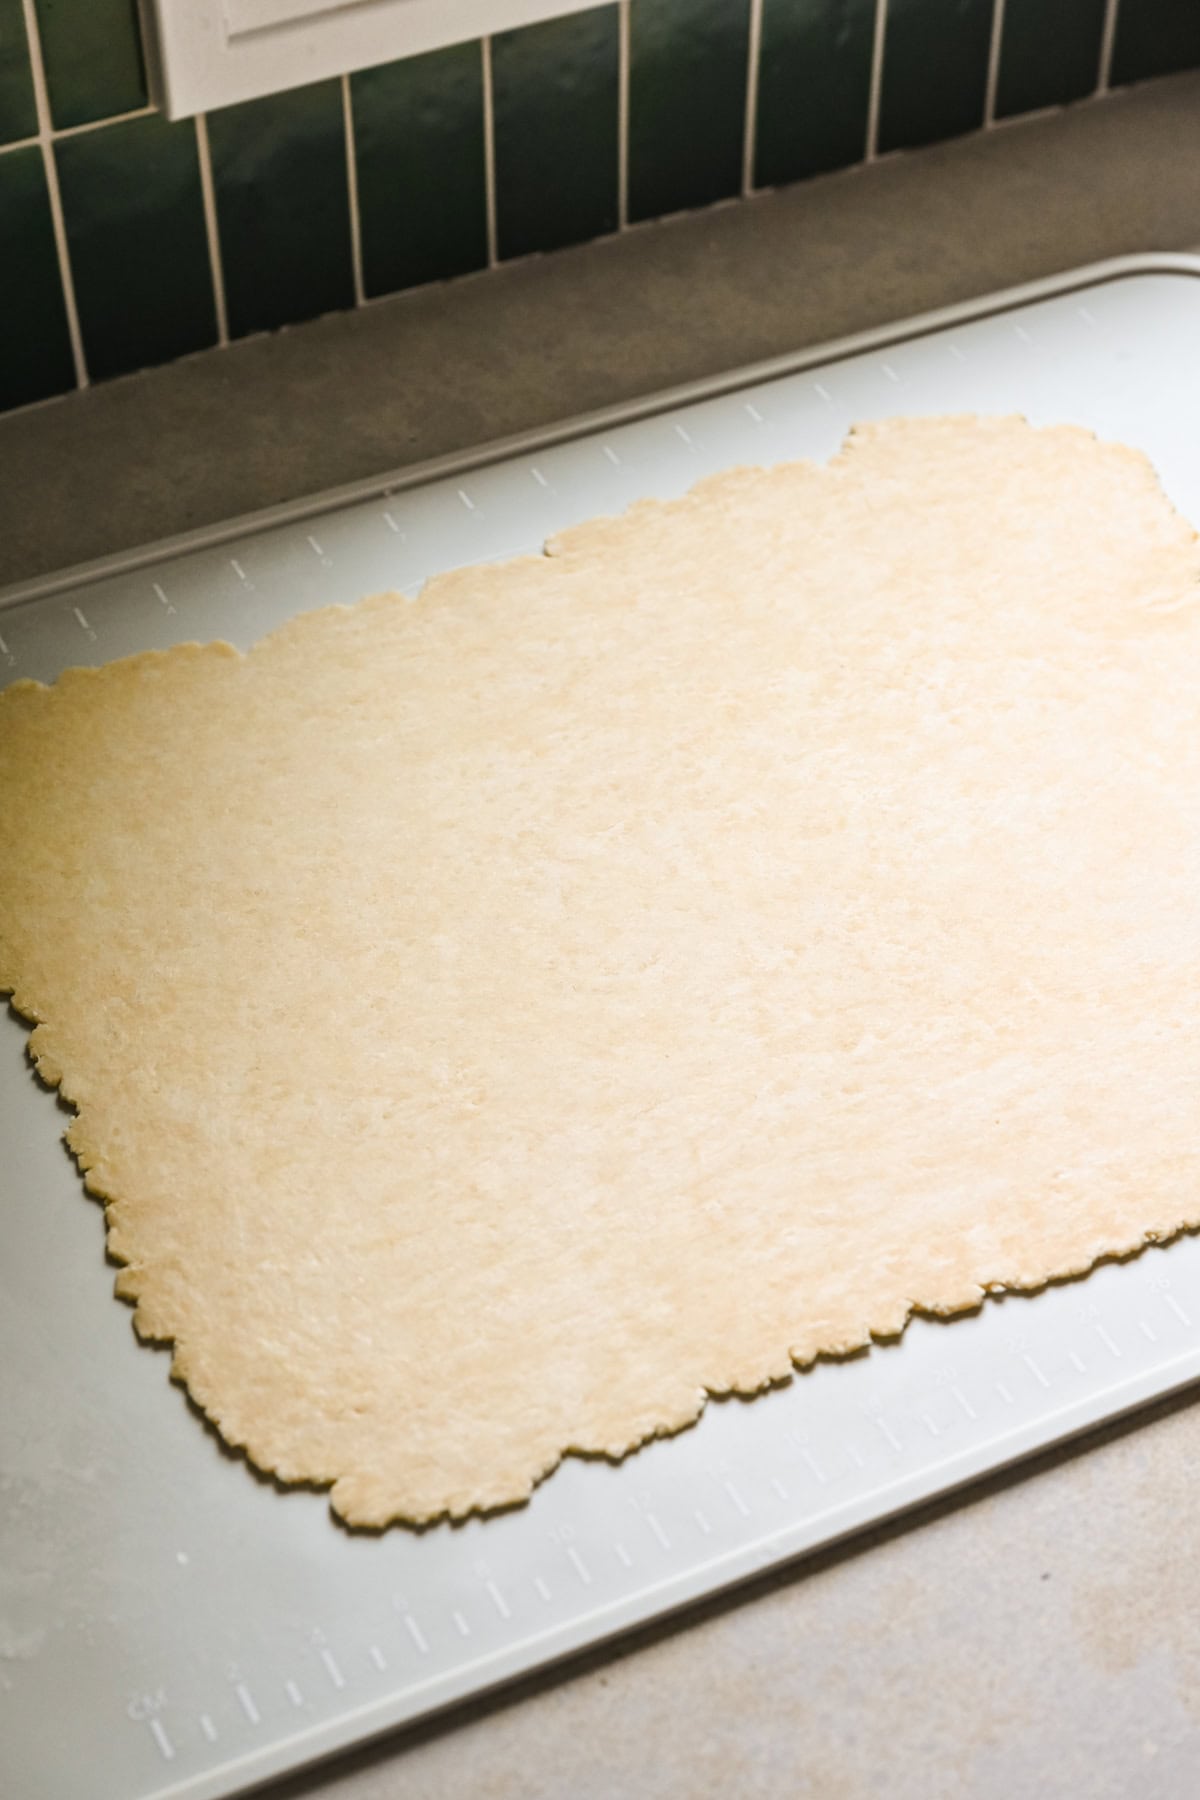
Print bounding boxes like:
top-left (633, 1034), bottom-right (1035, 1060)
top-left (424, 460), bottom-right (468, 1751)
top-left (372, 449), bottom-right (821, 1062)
top-left (485, 1580), bottom-right (511, 1620)
top-left (644, 1511), bottom-right (671, 1550)
top-left (801, 1447), bottom-right (828, 1485)
top-left (567, 1546), bottom-right (593, 1585)
top-left (723, 1478), bottom-right (751, 1517)
top-left (148, 1719), bottom-right (174, 1761)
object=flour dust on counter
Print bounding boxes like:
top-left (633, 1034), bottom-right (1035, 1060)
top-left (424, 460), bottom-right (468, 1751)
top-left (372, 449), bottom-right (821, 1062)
top-left (2, 414), bottom-right (1199, 1529)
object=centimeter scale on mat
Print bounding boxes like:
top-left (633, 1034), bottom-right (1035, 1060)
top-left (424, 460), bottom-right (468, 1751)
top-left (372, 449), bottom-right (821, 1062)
top-left (4, 256), bottom-right (1200, 1800)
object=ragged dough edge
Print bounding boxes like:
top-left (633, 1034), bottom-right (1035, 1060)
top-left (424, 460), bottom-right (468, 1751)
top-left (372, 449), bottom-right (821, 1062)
top-left (15, 999), bottom-right (1200, 1532)
top-left (0, 413), bottom-right (1190, 702)
top-left (4, 412), bottom-right (1200, 1529)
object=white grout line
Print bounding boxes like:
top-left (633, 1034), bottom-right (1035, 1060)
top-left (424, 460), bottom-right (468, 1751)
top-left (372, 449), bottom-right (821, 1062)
top-left (617, 0), bottom-right (630, 228)
top-left (0, 102), bottom-right (155, 154)
top-left (865, 0), bottom-right (888, 160)
top-left (984, 0), bottom-right (1006, 127)
top-left (18, 0), bottom-right (87, 387)
top-left (1097, 0), bottom-right (1120, 94)
top-left (50, 102), bottom-right (155, 139)
top-left (341, 73), bottom-right (365, 306)
top-left (481, 35), bottom-right (499, 267)
top-left (193, 113), bottom-right (229, 347)
top-left (741, 0), bottom-right (764, 195)
top-left (40, 140), bottom-right (85, 384)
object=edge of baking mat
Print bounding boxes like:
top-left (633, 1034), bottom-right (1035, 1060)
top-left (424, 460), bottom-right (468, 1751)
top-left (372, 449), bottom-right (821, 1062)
top-left (3, 250), bottom-right (1198, 613)
top-left (159, 1334), bottom-right (1200, 1800)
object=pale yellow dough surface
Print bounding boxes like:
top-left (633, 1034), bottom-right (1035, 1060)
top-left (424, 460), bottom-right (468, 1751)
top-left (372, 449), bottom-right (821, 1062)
top-left (3, 416), bottom-right (1200, 1527)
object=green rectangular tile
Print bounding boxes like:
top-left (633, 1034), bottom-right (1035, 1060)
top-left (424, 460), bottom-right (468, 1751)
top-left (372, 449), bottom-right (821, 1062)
top-left (995, 0), bottom-right (1105, 117)
top-left (352, 43), bottom-right (487, 299)
top-left (1112, 0), bottom-right (1200, 85)
top-left (754, 0), bottom-right (875, 188)
top-left (35, 0), bottom-right (145, 130)
top-left (0, 0), bottom-right (36, 143)
top-left (56, 113), bottom-right (216, 381)
top-left (208, 80), bottom-right (355, 339)
top-left (628, 0), bottom-right (750, 221)
top-left (878, 0), bottom-right (994, 154)
top-left (492, 6), bottom-right (619, 260)
top-left (0, 145), bottom-right (75, 408)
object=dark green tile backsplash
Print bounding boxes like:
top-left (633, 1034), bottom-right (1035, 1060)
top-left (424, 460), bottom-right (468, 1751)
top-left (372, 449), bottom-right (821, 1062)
top-left (207, 81), bottom-right (355, 338)
top-left (0, 146), bottom-right (74, 408)
top-left (878, 0), bottom-right (994, 153)
top-left (2, 0), bottom-right (1199, 415)
top-left (352, 45), bottom-right (489, 298)
top-left (492, 6), bottom-right (619, 259)
top-left (628, 0), bottom-right (750, 222)
top-left (0, 0), bottom-right (36, 142)
top-left (1112, 0), bottom-right (1200, 85)
top-left (36, 0), bottom-right (145, 129)
top-left (756, 0), bottom-right (877, 186)
top-left (55, 113), bottom-right (217, 381)
top-left (993, 0), bottom-right (1108, 117)
top-left (994, 0), bottom-right (1107, 118)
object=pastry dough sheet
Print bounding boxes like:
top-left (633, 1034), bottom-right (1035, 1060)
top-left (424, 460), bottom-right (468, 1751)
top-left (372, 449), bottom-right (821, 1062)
top-left (3, 415), bottom-right (1200, 1528)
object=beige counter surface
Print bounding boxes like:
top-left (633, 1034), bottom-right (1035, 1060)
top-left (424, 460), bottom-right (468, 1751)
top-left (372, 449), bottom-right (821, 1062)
top-left (5, 67), bottom-right (1200, 1800)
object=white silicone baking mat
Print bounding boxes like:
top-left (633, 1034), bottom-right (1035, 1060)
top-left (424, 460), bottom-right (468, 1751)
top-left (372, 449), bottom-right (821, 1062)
top-left (4, 254), bottom-right (1200, 1800)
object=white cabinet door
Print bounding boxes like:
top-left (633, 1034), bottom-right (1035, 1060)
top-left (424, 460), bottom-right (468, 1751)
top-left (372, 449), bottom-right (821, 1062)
top-left (146, 0), bottom-right (604, 118)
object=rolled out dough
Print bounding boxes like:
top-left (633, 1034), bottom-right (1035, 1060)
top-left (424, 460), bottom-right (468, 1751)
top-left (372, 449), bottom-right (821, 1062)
top-left (3, 415), bottom-right (1200, 1527)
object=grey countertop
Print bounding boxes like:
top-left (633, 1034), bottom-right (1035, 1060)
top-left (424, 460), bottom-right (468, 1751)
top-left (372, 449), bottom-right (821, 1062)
top-left (7, 67), bottom-right (1200, 1800)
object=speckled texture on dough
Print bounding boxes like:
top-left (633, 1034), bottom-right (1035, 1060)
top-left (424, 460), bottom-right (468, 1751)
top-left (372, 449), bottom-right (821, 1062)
top-left (2, 415), bottom-right (1199, 1527)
